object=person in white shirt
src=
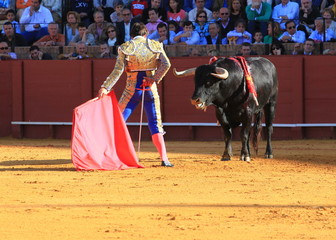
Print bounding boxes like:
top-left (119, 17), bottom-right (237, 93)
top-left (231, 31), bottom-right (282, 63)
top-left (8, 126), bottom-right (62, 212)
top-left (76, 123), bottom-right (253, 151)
top-left (41, 0), bottom-right (62, 23)
top-left (20, 0), bottom-right (53, 45)
top-left (308, 17), bottom-right (335, 42)
top-left (173, 20), bottom-right (200, 45)
top-left (278, 20), bottom-right (306, 43)
top-left (148, 22), bottom-right (176, 45)
top-left (272, 0), bottom-right (300, 30)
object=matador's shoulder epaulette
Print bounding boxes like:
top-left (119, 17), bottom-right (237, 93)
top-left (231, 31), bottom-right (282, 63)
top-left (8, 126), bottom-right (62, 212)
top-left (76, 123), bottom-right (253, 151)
top-left (147, 38), bottom-right (164, 53)
top-left (119, 41), bottom-right (136, 55)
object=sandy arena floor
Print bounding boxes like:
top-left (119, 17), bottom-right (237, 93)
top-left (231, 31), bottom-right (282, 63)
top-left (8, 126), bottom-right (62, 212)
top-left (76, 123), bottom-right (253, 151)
top-left (0, 137), bottom-right (335, 240)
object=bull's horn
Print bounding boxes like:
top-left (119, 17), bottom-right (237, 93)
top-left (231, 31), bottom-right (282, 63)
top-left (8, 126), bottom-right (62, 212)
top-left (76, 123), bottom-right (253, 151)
top-left (173, 67), bottom-right (196, 77)
top-left (211, 67), bottom-right (229, 79)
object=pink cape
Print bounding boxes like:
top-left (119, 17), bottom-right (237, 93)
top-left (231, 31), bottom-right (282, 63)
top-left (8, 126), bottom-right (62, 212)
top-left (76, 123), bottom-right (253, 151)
top-left (71, 91), bottom-right (144, 170)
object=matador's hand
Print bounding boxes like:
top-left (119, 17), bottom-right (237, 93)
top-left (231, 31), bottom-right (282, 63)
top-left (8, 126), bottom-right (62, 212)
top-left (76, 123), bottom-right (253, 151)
top-left (98, 87), bottom-right (108, 99)
top-left (141, 77), bottom-right (155, 88)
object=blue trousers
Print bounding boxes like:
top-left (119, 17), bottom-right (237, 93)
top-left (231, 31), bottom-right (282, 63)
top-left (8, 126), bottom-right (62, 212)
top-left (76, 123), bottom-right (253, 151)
top-left (122, 71), bottom-right (161, 135)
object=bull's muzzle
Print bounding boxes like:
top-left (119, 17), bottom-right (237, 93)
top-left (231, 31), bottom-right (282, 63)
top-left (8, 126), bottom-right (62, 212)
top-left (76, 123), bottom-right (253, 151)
top-left (191, 98), bottom-right (207, 111)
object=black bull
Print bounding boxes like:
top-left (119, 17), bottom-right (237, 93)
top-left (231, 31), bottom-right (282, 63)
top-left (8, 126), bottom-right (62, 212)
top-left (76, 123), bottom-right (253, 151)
top-left (174, 57), bottom-right (278, 162)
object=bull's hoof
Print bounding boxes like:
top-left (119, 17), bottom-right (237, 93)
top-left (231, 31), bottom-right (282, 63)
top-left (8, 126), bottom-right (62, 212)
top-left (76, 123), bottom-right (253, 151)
top-left (240, 156), bottom-right (251, 162)
top-left (265, 154), bottom-right (273, 159)
top-left (221, 154), bottom-right (232, 161)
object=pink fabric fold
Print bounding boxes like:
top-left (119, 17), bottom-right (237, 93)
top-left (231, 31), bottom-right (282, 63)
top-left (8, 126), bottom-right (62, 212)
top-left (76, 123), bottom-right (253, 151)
top-left (71, 91), bottom-right (143, 170)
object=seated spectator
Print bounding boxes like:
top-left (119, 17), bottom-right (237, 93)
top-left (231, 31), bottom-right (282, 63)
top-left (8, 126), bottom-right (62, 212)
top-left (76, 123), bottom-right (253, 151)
top-left (185, 47), bottom-right (202, 56)
top-left (98, 42), bottom-right (116, 58)
top-left (326, 0), bottom-right (336, 16)
top-left (88, 10), bottom-right (113, 45)
top-left (0, 41), bottom-right (17, 60)
top-left (299, 0), bottom-right (321, 33)
top-left (33, 22), bottom-right (65, 46)
top-left (278, 20), bottom-right (306, 43)
top-left (253, 31), bottom-right (263, 44)
top-left (3, 9), bottom-right (21, 34)
top-left (167, 20), bottom-right (180, 33)
top-left (110, 1), bottom-right (124, 24)
top-left (167, 0), bottom-right (187, 24)
top-left (15, 0), bottom-right (32, 20)
top-left (236, 42), bottom-right (258, 55)
top-left (69, 22), bottom-right (95, 46)
top-left (70, 0), bottom-right (93, 27)
top-left (116, 8), bottom-right (136, 45)
top-left (146, 8), bottom-right (165, 35)
top-left (213, 0), bottom-right (229, 10)
top-left (229, 0), bottom-right (248, 25)
top-left (185, 0), bottom-right (213, 12)
top-left (41, 0), bottom-right (62, 23)
top-left (28, 45), bottom-right (53, 59)
top-left (208, 48), bottom-right (219, 56)
top-left (292, 38), bottom-right (315, 55)
top-left (263, 21), bottom-right (282, 44)
top-left (323, 48), bottom-right (336, 55)
top-left (227, 19), bottom-right (252, 44)
top-left (173, 20), bottom-right (200, 45)
top-left (308, 17), bottom-right (335, 42)
top-left (188, 0), bottom-right (213, 23)
top-left (321, 8), bottom-right (336, 35)
top-left (142, 0), bottom-right (167, 24)
top-left (20, 0), bottom-right (53, 45)
top-left (211, 7), bottom-right (220, 22)
top-left (58, 41), bottom-right (92, 60)
top-left (246, 0), bottom-right (272, 37)
top-left (64, 11), bottom-right (80, 45)
top-left (205, 22), bottom-right (225, 44)
top-left (0, 22), bottom-right (27, 51)
top-left (106, 25), bottom-right (118, 46)
top-left (272, 0), bottom-right (300, 30)
top-left (0, 0), bottom-right (15, 17)
top-left (217, 7), bottom-right (235, 38)
top-left (194, 10), bottom-right (210, 45)
top-left (131, 0), bottom-right (148, 21)
top-left (269, 42), bottom-right (286, 55)
top-left (148, 22), bottom-right (176, 44)
top-left (94, 0), bottom-right (115, 22)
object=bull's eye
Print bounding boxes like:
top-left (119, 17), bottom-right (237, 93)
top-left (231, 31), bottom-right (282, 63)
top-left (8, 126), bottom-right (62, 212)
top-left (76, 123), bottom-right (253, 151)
top-left (205, 81), bottom-right (212, 87)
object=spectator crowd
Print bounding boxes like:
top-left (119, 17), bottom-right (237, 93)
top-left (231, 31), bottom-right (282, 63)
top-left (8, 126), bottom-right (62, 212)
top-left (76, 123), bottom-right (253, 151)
top-left (1, 0), bottom-right (336, 59)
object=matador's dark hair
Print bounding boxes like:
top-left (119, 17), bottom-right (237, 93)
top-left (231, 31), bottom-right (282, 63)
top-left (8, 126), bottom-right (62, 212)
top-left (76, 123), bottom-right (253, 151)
top-left (130, 22), bottom-right (148, 38)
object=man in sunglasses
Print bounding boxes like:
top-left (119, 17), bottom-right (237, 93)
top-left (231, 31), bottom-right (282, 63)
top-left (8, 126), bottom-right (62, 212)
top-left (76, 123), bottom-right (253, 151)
top-left (0, 41), bottom-right (17, 60)
top-left (278, 20), bottom-right (306, 43)
top-left (217, 7), bottom-right (234, 38)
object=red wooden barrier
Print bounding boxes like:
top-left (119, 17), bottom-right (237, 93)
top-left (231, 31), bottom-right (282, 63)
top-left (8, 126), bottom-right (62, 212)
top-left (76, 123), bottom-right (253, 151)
top-left (1, 56), bottom-right (335, 140)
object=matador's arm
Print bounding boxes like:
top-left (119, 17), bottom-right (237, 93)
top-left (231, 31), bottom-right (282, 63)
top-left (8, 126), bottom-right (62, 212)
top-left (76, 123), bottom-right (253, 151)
top-left (101, 48), bottom-right (125, 91)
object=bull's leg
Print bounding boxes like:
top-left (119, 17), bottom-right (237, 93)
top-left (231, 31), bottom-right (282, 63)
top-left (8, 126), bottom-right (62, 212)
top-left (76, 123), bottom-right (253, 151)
top-left (222, 125), bottom-right (233, 161)
top-left (264, 102), bottom-right (276, 158)
top-left (216, 108), bottom-right (232, 161)
top-left (240, 118), bottom-right (252, 162)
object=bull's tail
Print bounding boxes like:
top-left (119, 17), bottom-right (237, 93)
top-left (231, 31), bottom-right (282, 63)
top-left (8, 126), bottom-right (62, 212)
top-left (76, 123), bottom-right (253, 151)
top-left (252, 111), bottom-right (263, 155)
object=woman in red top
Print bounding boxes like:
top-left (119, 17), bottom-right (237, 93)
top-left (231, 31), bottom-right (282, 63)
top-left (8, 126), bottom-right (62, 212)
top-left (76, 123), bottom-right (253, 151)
top-left (167, 0), bottom-right (187, 25)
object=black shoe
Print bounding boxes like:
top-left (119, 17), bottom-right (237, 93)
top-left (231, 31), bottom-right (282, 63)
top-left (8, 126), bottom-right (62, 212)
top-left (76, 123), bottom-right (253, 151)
top-left (161, 161), bottom-right (174, 167)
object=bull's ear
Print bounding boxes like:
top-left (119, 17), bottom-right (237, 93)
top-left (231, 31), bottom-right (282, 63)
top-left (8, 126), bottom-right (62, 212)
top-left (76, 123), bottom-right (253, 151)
top-left (173, 67), bottom-right (196, 77)
top-left (211, 67), bottom-right (229, 80)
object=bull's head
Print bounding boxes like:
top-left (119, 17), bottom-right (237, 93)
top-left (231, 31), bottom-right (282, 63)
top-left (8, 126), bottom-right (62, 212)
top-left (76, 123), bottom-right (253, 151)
top-left (174, 65), bottom-right (229, 110)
